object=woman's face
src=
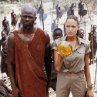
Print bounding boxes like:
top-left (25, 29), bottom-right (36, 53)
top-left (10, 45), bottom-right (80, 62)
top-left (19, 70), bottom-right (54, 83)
top-left (65, 19), bottom-right (79, 37)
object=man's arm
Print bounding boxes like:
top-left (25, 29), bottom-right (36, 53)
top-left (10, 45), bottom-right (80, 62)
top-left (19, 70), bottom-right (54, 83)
top-left (7, 33), bottom-right (20, 97)
top-left (7, 33), bottom-right (15, 87)
top-left (44, 33), bottom-right (52, 85)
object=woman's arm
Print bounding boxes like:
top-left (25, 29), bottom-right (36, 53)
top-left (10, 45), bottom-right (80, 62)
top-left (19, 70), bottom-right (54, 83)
top-left (54, 50), bottom-right (63, 72)
top-left (84, 54), bottom-right (92, 88)
top-left (84, 54), bottom-right (94, 97)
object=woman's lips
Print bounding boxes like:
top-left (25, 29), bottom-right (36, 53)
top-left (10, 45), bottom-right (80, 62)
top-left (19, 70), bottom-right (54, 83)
top-left (68, 32), bottom-right (72, 34)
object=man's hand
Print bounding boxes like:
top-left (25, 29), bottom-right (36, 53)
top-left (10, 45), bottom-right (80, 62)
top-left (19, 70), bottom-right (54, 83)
top-left (12, 87), bottom-right (21, 97)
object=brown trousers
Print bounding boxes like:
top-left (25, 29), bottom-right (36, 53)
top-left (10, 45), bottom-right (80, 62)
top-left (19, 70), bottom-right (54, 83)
top-left (56, 72), bottom-right (86, 97)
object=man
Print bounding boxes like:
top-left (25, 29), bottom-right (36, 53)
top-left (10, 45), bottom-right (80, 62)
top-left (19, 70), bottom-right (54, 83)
top-left (78, 0), bottom-right (84, 21)
top-left (2, 16), bottom-right (10, 35)
top-left (56, 4), bottom-right (63, 20)
top-left (67, 3), bottom-right (75, 16)
top-left (50, 28), bottom-right (63, 91)
top-left (78, 28), bottom-right (84, 39)
top-left (1, 30), bottom-right (8, 75)
top-left (88, 25), bottom-right (97, 64)
top-left (7, 5), bottom-right (51, 97)
top-left (51, 20), bottom-right (58, 32)
top-left (11, 10), bottom-right (17, 29)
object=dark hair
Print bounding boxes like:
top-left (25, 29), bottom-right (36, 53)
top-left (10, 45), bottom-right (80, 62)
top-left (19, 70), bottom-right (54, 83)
top-left (53, 28), bottom-right (63, 40)
top-left (53, 28), bottom-right (62, 33)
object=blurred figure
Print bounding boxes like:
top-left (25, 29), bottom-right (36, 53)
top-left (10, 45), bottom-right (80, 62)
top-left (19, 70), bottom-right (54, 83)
top-left (67, 3), bottom-right (75, 16)
top-left (1, 30), bottom-right (8, 75)
top-left (56, 4), bottom-right (63, 23)
top-left (88, 25), bottom-right (97, 64)
top-left (38, 5), bottom-right (44, 21)
top-left (78, 0), bottom-right (84, 21)
top-left (11, 10), bottom-right (17, 29)
top-left (78, 28), bottom-right (84, 39)
top-left (51, 20), bottom-right (58, 32)
top-left (50, 28), bottom-right (63, 91)
top-left (52, 28), bottom-right (63, 40)
top-left (2, 16), bottom-right (10, 35)
top-left (56, 4), bottom-right (62, 18)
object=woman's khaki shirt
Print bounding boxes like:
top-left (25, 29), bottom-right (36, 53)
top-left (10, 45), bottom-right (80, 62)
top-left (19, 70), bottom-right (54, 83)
top-left (53, 36), bottom-right (91, 73)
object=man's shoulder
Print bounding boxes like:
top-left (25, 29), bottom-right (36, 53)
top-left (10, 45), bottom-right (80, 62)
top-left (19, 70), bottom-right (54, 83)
top-left (7, 33), bottom-right (15, 46)
top-left (36, 28), bottom-right (50, 43)
top-left (8, 33), bottom-right (14, 40)
top-left (37, 27), bottom-right (44, 32)
top-left (8, 30), bottom-right (18, 40)
top-left (37, 28), bottom-right (49, 37)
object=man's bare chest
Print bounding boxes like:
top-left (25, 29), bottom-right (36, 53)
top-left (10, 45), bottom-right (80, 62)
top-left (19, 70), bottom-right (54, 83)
top-left (18, 33), bottom-right (35, 42)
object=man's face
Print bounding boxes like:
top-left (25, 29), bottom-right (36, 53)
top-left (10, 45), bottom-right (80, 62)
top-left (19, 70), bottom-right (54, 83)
top-left (53, 30), bottom-right (62, 40)
top-left (93, 26), bottom-right (96, 31)
top-left (20, 12), bottom-right (36, 30)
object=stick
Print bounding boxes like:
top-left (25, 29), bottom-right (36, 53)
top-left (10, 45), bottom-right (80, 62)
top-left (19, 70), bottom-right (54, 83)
top-left (94, 58), bottom-right (97, 90)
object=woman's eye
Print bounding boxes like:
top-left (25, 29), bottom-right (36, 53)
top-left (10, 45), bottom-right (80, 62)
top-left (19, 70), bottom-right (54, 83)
top-left (66, 25), bottom-right (76, 28)
top-left (66, 25), bottom-right (70, 27)
top-left (72, 26), bottom-right (76, 28)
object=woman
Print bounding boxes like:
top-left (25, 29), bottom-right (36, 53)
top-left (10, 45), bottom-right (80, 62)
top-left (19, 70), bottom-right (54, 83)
top-left (54, 15), bottom-right (94, 97)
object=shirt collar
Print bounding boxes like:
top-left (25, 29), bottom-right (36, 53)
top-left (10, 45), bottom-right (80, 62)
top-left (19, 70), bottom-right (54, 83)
top-left (63, 36), bottom-right (85, 45)
top-left (78, 37), bottom-right (86, 45)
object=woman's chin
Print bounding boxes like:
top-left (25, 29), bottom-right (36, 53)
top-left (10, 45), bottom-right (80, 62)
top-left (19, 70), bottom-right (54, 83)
top-left (67, 35), bottom-right (74, 37)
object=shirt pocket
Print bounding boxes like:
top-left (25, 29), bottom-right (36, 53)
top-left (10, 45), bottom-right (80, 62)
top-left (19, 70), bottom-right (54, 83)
top-left (76, 46), bottom-right (85, 54)
top-left (76, 46), bottom-right (85, 59)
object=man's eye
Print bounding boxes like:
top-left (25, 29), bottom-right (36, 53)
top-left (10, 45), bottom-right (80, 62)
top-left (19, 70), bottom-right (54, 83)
top-left (28, 16), bottom-right (33, 19)
top-left (22, 16), bottom-right (27, 18)
top-left (22, 15), bottom-right (33, 19)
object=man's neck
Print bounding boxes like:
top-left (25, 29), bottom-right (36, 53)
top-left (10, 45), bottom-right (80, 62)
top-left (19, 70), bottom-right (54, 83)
top-left (21, 27), bottom-right (35, 34)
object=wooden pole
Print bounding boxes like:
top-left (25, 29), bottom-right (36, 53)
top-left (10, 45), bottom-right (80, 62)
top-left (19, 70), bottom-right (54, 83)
top-left (41, 0), bottom-right (44, 30)
top-left (91, 25), bottom-right (94, 64)
top-left (94, 58), bottom-right (97, 90)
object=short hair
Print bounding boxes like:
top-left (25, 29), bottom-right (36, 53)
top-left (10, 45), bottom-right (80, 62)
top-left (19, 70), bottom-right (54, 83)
top-left (21, 5), bottom-right (37, 16)
top-left (53, 28), bottom-right (63, 37)
top-left (53, 28), bottom-right (62, 34)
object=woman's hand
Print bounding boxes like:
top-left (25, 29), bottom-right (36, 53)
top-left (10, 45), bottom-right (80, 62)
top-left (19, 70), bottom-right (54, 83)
top-left (54, 50), bottom-right (64, 72)
top-left (86, 89), bottom-right (94, 97)
top-left (58, 52), bottom-right (64, 59)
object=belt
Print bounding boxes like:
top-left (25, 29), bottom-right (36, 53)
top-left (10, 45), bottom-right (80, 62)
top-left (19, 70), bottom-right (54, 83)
top-left (63, 69), bottom-right (84, 74)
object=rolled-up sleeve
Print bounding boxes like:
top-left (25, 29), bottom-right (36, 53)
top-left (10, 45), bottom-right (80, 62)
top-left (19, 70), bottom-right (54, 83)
top-left (85, 43), bottom-right (91, 54)
top-left (52, 41), bottom-right (57, 50)
top-left (52, 39), bottom-right (61, 50)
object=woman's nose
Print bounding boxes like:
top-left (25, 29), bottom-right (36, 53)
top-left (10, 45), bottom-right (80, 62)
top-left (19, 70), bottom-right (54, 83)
top-left (68, 27), bottom-right (72, 31)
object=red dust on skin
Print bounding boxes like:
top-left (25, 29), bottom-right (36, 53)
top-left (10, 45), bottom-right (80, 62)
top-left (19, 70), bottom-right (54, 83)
top-left (68, 32), bottom-right (73, 35)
